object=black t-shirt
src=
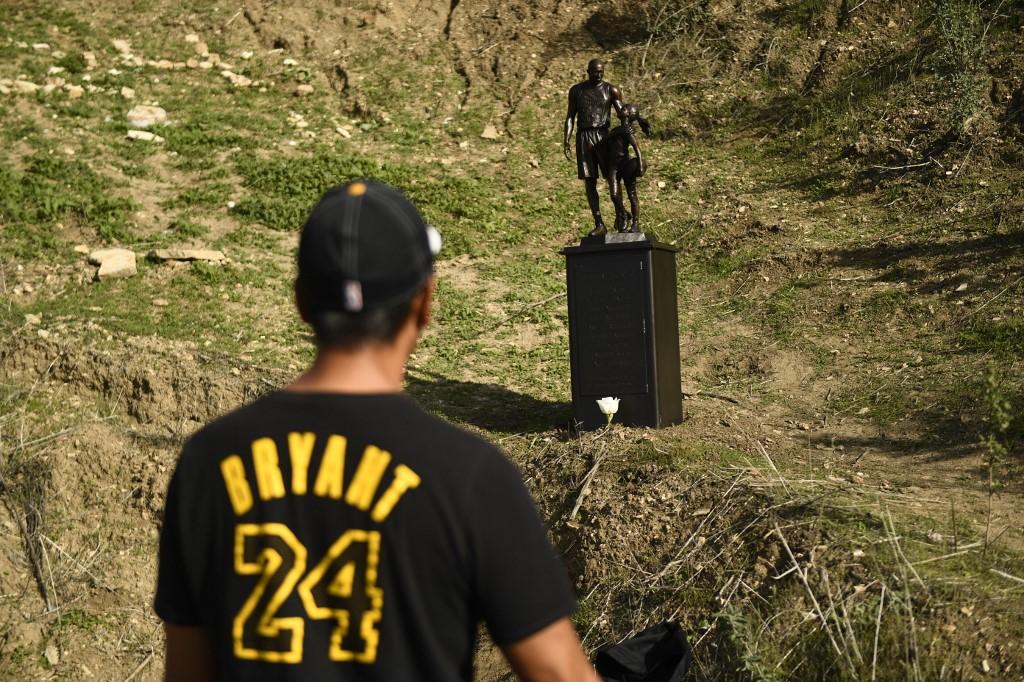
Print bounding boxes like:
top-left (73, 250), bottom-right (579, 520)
top-left (155, 391), bottom-right (575, 681)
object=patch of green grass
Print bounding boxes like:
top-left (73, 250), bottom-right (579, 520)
top-left (17, 263), bottom-right (263, 349)
top-left (52, 608), bottom-right (105, 634)
top-left (0, 154), bottom-right (136, 256)
top-left (0, 5), bottom-right (91, 40)
top-left (164, 182), bottom-right (233, 210)
top-left (55, 51), bottom-right (87, 74)
top-left (216, 224), bottom-right (283, 251)
top-left (959, 317), bottom-right (1024, 357)
top-left (857, 288), bottom-right (912, 322)
top-left (763, 281), bottom-right (801, 340)
top-left (650, 440), bottom-right (749, 469)
top-left (232, 147), bottom-right (514, 255)
top-left (168, 216), bottom-right (210, 240)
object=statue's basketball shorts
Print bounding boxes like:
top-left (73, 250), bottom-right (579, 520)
top-left (576, 127), bottom-right (608, 179)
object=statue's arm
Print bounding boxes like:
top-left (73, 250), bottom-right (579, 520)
top-left (610, 85), bottom-right (625, 117)
top-left (563, 87), bottom-right (577, 160)
top-left (628, 127), bottom-right (645, 176)
top-left (637, 114), bottom-right (653, 137)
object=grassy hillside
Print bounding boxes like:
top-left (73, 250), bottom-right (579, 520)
top-left (1, 0), bottom-right (1021, 679)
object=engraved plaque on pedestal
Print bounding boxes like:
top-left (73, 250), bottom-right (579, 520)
top-left (562, 235), bottom-right (682, 430)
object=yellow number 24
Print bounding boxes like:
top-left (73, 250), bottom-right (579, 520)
top-left (233, 524), bottom-right (383, 664)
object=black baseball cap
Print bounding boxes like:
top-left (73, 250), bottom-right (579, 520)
top-left (297, 180), bottom-right (441, 313)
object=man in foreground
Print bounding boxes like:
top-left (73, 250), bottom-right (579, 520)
top-left (154, 180), bottom-right (600, 681)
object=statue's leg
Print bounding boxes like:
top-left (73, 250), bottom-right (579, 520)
top-left (585, 178), bottom-right (606, 236)
top-left (608, 173), bottom-right (627, 232)
top-left (626, 178), bottom-right (640, 232)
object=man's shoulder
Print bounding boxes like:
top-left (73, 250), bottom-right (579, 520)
top-left (178, 392), bottom-right (282, 457)
top-left (180, 391), bottom-right (503, 462)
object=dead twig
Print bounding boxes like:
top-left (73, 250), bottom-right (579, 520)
top-left (568, 453), bottom-right (605, 522)
top-left (774, 524), bottom-right (849, 672)
top-left (990, 568), bottom-right (1024, 586)
top-left (871, 583), bottom-right (886, 681)
top-left (123, 650), bottom-right (154, 682)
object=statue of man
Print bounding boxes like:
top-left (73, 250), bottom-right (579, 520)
top-left (563, 59), bottom-right (624, 236)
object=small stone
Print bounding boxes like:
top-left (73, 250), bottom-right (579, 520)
top-left (37, 329), bottom-right (51, 339)
top-left (25, 313), bottom-right (42, 325)
top-left (239, 50), bottom-right (253, 60)
top-left (120, 86), bottom-right (135, 99)
top-left (207, 53), bottom-right (221, 64)
top-left (126, 105), bottom-right (167, 128)
top-left (83, 51), bottom-right (96, 67)
top-left (153, 298), bottom-right (169, 307)
top-left (458, 140), bottom-right (470, 149)
top-left (336, 126), bottom-right (352, 138)
top-left (127, 129), bottom-right (164, 143)
top-left (194, 41), bottom-right (209, 56)
top-left (221, 71), bottom-right (251, 87)
top-left (149, 248), bottom-right (226, 263)
top-left (294, 84), bottom-right (314, 96)
top-left (47, 66), bottom-right (65, 75)
top-left (955, 282), bottom-right (968, 292)
top-left (283, 58), bottom-right (298, 66)
top-left (657, 181), bottom-right (667, 189)
top-left (66, 84), bottom-right (84, 98)
top-left (154, 59), bottom-right (174, 69)
top-left (96, 249), bottom-right (137, 279)
top-left (111, 38), bottom-right (132, 54)
top-left (198, 61), bottom-right (213, 70)
top-left (480, 124), bottom-right (501, 140)
top-left (13, 80), bottom-right (39, 94)
top-left (32, 43), bottom-right (51, 52)
top-left (186, 58), bottom-right (199, 69)
top-left (73, 244), bottom-right (89, 254)
top-left (528, 158), bottom-right (539, 168)
top-left (184, 33), bottom-right (199, 43)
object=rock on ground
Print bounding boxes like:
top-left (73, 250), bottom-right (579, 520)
top-left (127, 105), bottom-right (167, 129)
top-left (149, 249), bottom-right (226, 263)
top-left (127, 130), bottom-right (165, 143)
top-left (89, 249), bottom-right (137, 280)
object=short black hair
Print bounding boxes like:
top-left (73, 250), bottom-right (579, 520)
top-left (301, 284), bottom-right (414, 349)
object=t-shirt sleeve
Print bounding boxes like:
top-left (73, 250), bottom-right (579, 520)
top-left (467, 450), bottom-right (576, 646)
top-left (153, 455), bottom-right (203, 625)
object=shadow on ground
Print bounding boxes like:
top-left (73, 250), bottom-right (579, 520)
top-left (821, 230), bottom-right (1024, 299)
top-left (407, 369), bottom-right (571, 433)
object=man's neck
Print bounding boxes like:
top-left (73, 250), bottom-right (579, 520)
top-left (287, 343), bottom-right (407, 394)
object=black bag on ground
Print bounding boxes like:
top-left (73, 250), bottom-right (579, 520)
top-left (594, 621), bottom-right (692, 682)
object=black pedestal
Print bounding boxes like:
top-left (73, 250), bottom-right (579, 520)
top-left (561, 233), bottom-right (682, 430)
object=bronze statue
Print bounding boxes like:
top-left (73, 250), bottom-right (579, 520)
top-left (602, 103), bottom-right (652, 233)
top-left (563, 59), bottom-right (624, 236)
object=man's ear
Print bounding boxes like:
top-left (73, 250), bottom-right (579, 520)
top-left (415, 275), bottom-right (436, 331)
top-left (294, 279), bottom-right (311, 324)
